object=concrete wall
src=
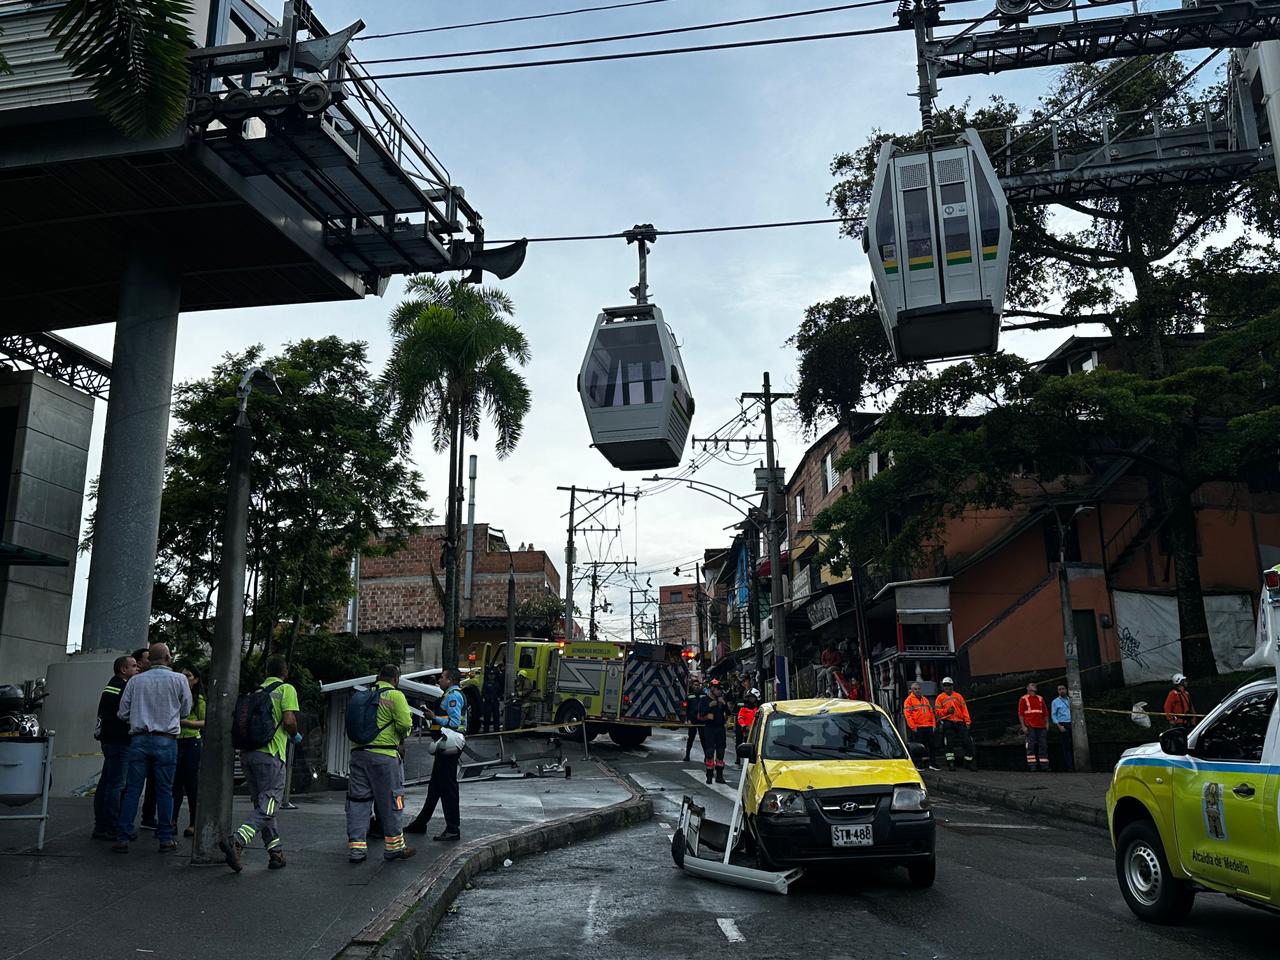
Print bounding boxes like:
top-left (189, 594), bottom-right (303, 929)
top-left (0, 371), bottom-right (93, 683)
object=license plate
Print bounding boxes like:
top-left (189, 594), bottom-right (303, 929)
top-left (831, 823), bottom-right (874, 847)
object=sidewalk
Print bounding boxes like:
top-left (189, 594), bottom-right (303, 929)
top-left (0, 759), bottom-right (638, 960)
top-left (921, 768), bottom-right (1113, 830)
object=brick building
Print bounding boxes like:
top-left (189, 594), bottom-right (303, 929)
top-left (775, 335), bottom-right (1280, 715)
top-left (658, 582), bottom-right (700, 654)
top-left (334, 523), bottom-right (561, 668)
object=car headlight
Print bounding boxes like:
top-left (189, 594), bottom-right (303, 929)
top-left (760, 789), bottom-right (807, 817)
top-left (891, 784), bottom-right (930, 812)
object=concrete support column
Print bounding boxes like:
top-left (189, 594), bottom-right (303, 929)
top-left (80, 246), bottom-right (180, 653)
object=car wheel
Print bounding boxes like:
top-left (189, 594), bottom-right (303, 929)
top-left (749, 818), bottom-right (779, 871)
top-left (1115, 820), bottom-right (1196, 924)
top-left (907, 856), bottom-right (936, 888)
top-left (671, 827), bottom-right (685, 868)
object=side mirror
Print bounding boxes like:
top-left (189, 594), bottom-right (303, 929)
top-left (1160, 726), bottom-right (1189, 757)
top-left (908, 740), bottom-right (927, 766)
top-left (736, 742), bottom-right (756, 763)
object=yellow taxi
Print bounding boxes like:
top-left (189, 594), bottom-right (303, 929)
top-left (1106, 677), bottom-right (1279, 923)
top-left (736, 698), bottom-right (936, 886)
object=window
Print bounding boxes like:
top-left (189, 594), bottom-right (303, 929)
top-left (583, 324), bottom-right (667, 408)
top-left (669, 590), bottom-right (683, 603)
top-left (763, 710), bottom-right (906, 761)
top-left (822, 450), bottom-right (840, 495)
top-left (1194, 690), bottom-right (1276, 763)
top-left (901, 187), bottom-right (934, 271)
top-left (795, 491), bottom-right (807, 524)
top-left (875, 185), bottom-right (898, 274)
top-left (973, 166), bottom-right (1002, 261)
top-left (518, 646), bottom-right (537, 669)
top-left (867, 452), bottom-right (880, 480)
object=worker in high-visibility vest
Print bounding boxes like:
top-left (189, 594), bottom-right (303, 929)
top-left (903, 681), bottom-right (940, 770)
top-left (934, 678), bottom-right (977, 771)
top-left (1018, 682), bottom-right (1050, 772)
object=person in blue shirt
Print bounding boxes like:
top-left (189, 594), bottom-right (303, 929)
top-left (1051, 684), bottom-right (1075, 773)
top-left (405, 667), bottom-right (467, 840)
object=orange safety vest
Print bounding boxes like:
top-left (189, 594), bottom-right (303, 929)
top-left (1164, 689), bottom-right (1194, 726)
top-left (935, 691), bottom-right (971, 725)
top-left (903, 693), bottom-right (936, 730)
top-left (1018, 694), bottom-right (1048, 729)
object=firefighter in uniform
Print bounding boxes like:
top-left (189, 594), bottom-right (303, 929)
top-left (1018, 682), bottom-right (1050, 772)
top-left (699, 679), bottom-right (729, 783)
top-left (934, 677), bottom-right (976, 771)
top-left (683, 676), bottom-right (704, 762)
top-left (903, 681), bottom-right (940, 770)
top-left (1163, 673), bottom-right (1196, 728)
top-left (345, 664), bottom-right (416, 863)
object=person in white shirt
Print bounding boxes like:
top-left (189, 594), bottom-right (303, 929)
top-left (113, 642), bottom-right (191, 854)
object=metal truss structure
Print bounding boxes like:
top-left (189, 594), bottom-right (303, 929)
top-left (0, 332), bottom-right (111, 399)
top-left (926, 0), bottom-right (1280, 78)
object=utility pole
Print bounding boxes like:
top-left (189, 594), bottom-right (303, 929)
top-left (741, 372), bottom-right (794, 699)
top-left (582, 559), bottom-right (635, 643)
top-left (590, 567), bottom-right (599, 642)
top-left (1054, 504), bottom-right (1094, 773)
top-left (557, 485), bottom-right (640, 646)
top-left (694, 561), bottom-right (707, 666)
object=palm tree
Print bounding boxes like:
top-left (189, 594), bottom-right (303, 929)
top-left (48, 0), bottom-right (196, 138)
top-left (382, 276), bottom-right (532, 670)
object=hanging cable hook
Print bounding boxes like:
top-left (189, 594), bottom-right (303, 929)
top-left (624, 223), bottom-right (658, 304)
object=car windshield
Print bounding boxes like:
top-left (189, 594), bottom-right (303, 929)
top-left (762, 710), bottom-right (907, 761)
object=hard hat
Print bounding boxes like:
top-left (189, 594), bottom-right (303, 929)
top-left (749, 688), bottom-right (761, 697)
top-left (1172, 673), bottom-right (1187, 685)
top-left (710, 679), bottom-right (720, 686)
top-left (941, 676), bottom-right (955, 685)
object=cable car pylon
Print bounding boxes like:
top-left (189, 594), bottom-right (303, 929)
top-left (577, 225), bottom-right (696, 470)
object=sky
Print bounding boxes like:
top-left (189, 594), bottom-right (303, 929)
top-left (58, 0), bottom-right (1128, 649)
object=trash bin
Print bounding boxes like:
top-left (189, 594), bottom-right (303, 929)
top-left (0, 736), bottom-right (49, 807)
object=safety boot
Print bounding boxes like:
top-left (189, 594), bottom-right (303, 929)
top-left (219, 835), bottom-right (243, 873)
top-left (268, 850), bottom-right (287, 870)
top-left (714, 767), bottom-right (726, 785)
top-left (704, 767), bottom-right (714, 784)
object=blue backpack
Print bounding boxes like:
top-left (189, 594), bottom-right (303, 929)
top-left (346, 687), bottom-right (391, 745)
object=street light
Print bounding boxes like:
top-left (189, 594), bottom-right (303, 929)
top-left (1054, 502), bottom-right (1094, 774)
top-left (192, 365), bottom-right (280, 863)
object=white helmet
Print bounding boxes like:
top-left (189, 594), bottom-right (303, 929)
top-left (1172, 673), bottom-right (1187, 685)
top-left (428, 727), bottom-right (466, 756)
top-left (941, 676), bottom-right (955, 685)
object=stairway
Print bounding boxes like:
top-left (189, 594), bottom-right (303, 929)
top-left (1104, 505), bottom-right (1169, 579)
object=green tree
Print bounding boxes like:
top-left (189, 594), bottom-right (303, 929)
top-left (49, 0), bottom-right (195, 138)
top-left (91, 337), bottom-right (429, 668)
top-left (801, 55), bottom-right (1280, 677)
top-left (382, 276), bottom-right (532, 671)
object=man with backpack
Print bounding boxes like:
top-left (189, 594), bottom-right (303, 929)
top-left (221, 656), bottom-right (300, 872)
top-left (344, 664), bottom-right (415, 863)
top-left (404, 666), bottom-right (466, 841)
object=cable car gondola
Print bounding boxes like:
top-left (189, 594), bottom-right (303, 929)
top-left (577, 226), bottom-right (695, 470)
top-left (863, 129), bottom-right (1012, 362)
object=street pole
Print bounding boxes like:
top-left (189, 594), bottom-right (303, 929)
top-left (1056, 506), bottom-right (1093, 773)
top-left (463, 454), bottom-right (478, 620)
top-left (747, 511), bottom-right (765, 686)
top-left (564, 486), bottom-right (576, 644)
top-left (629, 588), bottom-right (636, 645)
top-left (761, 373), bottom-right (789, 697)
top-left (589, 566), bottom-right (599, 643)
top-left (192, 367), bottom-right (279, 863)
top-left (694, 561), bottom-right (706, 666)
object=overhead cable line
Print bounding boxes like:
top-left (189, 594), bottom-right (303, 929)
top-left (354, 0), bottom-right (683, 41)
top-left (358, 0), bottom-right (910, 64)
top-left (349, 21), bottom-right (938, 80)
top-left (485, 216), bottom-right (854, 245)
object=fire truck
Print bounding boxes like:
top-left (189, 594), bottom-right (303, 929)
top-left (462, 638), bottom-right (688, 747)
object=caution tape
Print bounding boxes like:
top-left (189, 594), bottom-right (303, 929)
top-left (449, 716), bottom-right (706, 740)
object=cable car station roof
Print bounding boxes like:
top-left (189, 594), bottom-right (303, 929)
top-left (0, 1), bottom-right (520, 333)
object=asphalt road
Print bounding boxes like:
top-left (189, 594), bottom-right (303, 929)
top-left (427, 728), bottom-right (1278, 960)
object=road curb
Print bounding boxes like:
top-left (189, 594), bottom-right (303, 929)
top-left (334, 759), bottom-right (652, 960)
top-left (921, 773), bottom-right (1109, 831)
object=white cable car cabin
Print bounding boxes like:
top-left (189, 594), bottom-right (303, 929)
top-left (863, 129), bottom-right (1012, 362)
top-left (577, 304), bottom-right (694, 470)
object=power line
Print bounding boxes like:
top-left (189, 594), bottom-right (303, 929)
top-left (354, 0), bottom-right (684, 42)
top-left (358, 1), bottom-right (908, 65)
top-left (348, 21), bottom-right (942, 81)
top-left (485, 216), bottom-right (853, 245)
